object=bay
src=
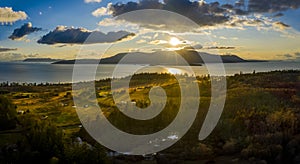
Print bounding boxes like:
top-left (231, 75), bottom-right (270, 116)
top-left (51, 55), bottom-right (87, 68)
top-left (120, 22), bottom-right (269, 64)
top-left (0, 61), bottom-right (299, 83)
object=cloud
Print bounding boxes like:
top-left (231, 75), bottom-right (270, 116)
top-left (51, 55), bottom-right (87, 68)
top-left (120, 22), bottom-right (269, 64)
top-left (273, 13), bottom-right (284, 18)
top-left (141, 35), bottom-right (152, 40)
top-left (92, 3), bottom-right (112, 17)
top-left (0, 7), bottom-right (27, 25)
top-left (136, 39), bottom-right (147, 44)
top-left (149, 39), bottom-right (168, 45)
top-left (9, 23), bottom-right (42, 40)
top-left (92, 7), bottom-right (109, 17)
top-left (295, 52), bottom-right (300, 59)
top-left (184, 44), bottom-right (203, 50)
top-left (26, 53), bottom-right (39, 58)
top-left (84, 0), bottom-right (101, 3)
top-left (104, 0), bottom-right (298, 33)
top-left (206, 46), bottom-right (236, 50)
top-left (225, 14), bottom-right (292, 32)
top-left (277, 52), bottom-right (300, 60)
top-left (247, 0), bottom-right (300, 13)
top-left (37, 26), bottom-right (135, 45)
top-left (109, 0), bottom-right (229, 29)
top-left (273, 22), bottom-right (290, 30)
top-left (192, 44), bottom-right (203, 49)
top-left (56, 44), bottom-right (67, 48)
top-left (0, 53), bottom-right (23, 61)
top-left (0, 47), bottom-right (17, 52)
top-left (281, 54), bottom-right (293, 58)
top-left (98, 18), bottom-right (129, 27)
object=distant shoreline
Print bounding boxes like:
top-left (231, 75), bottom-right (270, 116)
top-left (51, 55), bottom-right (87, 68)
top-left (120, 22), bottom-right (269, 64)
top-left (22, 50), bottom-right (269, 65)
top-left (23, 58), bottom-right (60, 63)
top-left (1, 70), bottom-right (299, 86)
top-left (51, 59), bottom-right (267, 65)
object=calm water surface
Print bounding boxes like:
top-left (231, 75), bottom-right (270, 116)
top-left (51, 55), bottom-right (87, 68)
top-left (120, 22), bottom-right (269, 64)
top-left (0, 61), bottom-right (299, 83)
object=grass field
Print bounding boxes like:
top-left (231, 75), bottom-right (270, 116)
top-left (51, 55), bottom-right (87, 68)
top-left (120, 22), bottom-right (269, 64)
top-left (0, 71), bottom-right (300, 163)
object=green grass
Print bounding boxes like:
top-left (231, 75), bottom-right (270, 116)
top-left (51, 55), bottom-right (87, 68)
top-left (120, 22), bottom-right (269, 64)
top-left (1, 71), bottom-right (300, 163)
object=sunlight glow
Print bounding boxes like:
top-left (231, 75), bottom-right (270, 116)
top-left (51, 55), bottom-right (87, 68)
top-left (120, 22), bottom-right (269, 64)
top-left (168, 68), bottom-right (182, 75)
top-left (169, 37), bottom-right (181, 46)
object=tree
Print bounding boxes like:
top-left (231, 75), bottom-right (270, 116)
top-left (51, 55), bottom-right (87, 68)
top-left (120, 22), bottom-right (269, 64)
top-left (26, 119), bottom-right (64, 159)
top-left (0, 96), bottom-right (17, 130)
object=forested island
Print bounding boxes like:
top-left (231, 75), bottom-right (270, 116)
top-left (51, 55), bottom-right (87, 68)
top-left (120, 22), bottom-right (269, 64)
top-left (0, 70), bottom-right (299, 163)
top-left (23, 58), bottom-right (60, 63)
top-left (51, 50), bottom-right (266, 65)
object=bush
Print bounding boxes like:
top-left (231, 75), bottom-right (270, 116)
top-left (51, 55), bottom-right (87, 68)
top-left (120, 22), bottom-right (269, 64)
top-left (26, 119), bottom-right (64, 159)
top-left (0, 96), bottom-right (17, 130)
top-left (223, 138), bottom-right (239, 155)
top-left (63, 143), bottom-right (108, 164)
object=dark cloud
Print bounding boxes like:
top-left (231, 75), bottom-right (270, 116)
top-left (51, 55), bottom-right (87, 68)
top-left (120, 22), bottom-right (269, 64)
top-left (275, 22), bottom-right (290, 28)
top-left (37, 26), bottom-right (135, 45)
top-left (56, 44), bottom-right (67, 48)
top-left (234, 8), bottom-right (248, 15)
top-left (206, 46), bottom-right (236, 50)
top-left (110, 0), bottom-right (229, 27)
top-left (107, 0), bottom-right (300, 31)
top-left (273, 21), bottom-right (290, 30)
top-left (184, 45), bottom-right (236, 51)
top-left (231, 0), bottom-right (300, 16)
top-left (273, 13), bottom-right (284, 18)
top-left (281, 54), bottom-right (293, 58)
top-left (247, 0), bottom-right (300, 13)
top-left (184, 44), bottom-right (203, 50)
top-left (295, 52), bottom-right (300, 59)
top-left (277, 52), bottom-right (300, 60)
top-left (221, 4), bottom-right (234, 10)
top-left (0, 47), bottom-right (17, 52)
top-left (9, 23), bottom-right (41, 40)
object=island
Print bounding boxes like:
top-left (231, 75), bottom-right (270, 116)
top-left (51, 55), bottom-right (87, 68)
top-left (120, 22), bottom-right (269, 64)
top-left (23, 58), bottom-right (60, 63)
top-left (52, 50), bottom-right (267, 65)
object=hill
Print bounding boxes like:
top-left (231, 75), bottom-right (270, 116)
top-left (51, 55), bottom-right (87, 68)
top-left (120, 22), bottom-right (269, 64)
top-left (52, 50), bottom-right (266, 65)
top-left (23, 58), bottom-right (60, 63)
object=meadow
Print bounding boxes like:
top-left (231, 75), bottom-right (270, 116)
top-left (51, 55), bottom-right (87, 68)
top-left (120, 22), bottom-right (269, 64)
top-left (0, 70), bottom-right (300, 163)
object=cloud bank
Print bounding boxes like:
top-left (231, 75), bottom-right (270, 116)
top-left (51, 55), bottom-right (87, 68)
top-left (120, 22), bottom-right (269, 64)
top-left (37, 26), bottom-right (135, 45)
top-left (109, 0), bottom-right (229, 27)
top-left (9, 23), bottom-right (42, 40)
top-left (247, 0), bottom-right (300, 13)
top-left (278, 52), bottom-right (300, 60)
top-left (0, 53), bottom-right (23, 61)
top-left (98, 0), bottom-right (299, 32)
top-left (0, 48), bottom-right (17, 52)
top-left (206, 46), bottom-right (236, 50)
top-left (0, 7), bottom-right (27, 25)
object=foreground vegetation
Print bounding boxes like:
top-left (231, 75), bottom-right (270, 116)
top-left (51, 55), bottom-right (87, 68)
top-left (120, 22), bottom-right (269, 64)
top-left (0, 70), bottom-right (300, 163)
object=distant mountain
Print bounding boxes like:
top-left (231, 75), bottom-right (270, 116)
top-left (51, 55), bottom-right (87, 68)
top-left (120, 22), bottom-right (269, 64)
top-left (24, 58), bottom-right (60, 63)
top-left (52, 50), bottom-right (266, 65)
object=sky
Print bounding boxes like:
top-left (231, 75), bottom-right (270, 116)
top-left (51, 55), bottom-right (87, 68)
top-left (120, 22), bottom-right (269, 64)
top-left (0, 0), bottom-right (300, 61)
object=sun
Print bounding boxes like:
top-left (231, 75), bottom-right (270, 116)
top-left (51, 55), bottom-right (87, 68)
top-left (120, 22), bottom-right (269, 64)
top-left (169, 37), bottom-right (181, 46)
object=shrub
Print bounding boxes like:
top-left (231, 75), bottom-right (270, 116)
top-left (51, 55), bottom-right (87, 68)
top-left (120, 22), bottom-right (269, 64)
top-left (0, 96), bottom-right (17, 130)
